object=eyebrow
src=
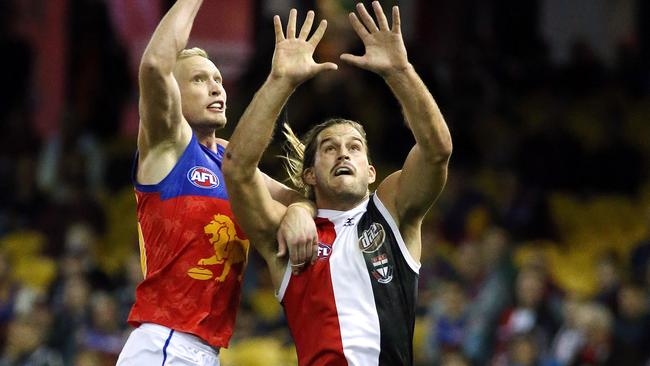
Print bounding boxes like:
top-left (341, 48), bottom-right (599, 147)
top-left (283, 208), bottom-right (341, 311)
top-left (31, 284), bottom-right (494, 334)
top-left (190, 69), bottom-right (221, 79)
top-left (319, 136), bottom-right (363, 148)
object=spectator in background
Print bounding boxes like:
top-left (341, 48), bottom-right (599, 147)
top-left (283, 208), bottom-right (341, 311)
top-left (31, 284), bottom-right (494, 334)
top-left (113, 253), bottom-right (141, 326)
top-left (593, 250), bottom-right (623, 314)
top-left (630, 205), bottom-right (650, 287)
top-left (611, 282), bottom-right (650, 365)
top-left (506, 332), bottom-right (556, 366)
top-left (0, 253), bottom-right (19, 347)
top-left (36, 117), bottom-right (108, 204)
top-left (569, 303), bottom-right (613, 366)
top-left (0, 307), bottom-right (63, 366)
top-left (78, 292), bottom-right (125, 364)
top-left (439, 350), bottom-right (471, 366)
top-left (49, 275), bottom-right (91, 365)
top-left (492, 267), bottom-right (561, 365)
top-left (73, 350), bottom-right (102, 366)
top-left (454, 242), bottom-right (485, 297)
top-left (550, 299), bottom-right (587, 366)
top-left (462, 227), bottom-right (514, 364)
top-left (47, 220), bottom-right (112, 317)
top-left (428, 279), bottom-right (469, 363)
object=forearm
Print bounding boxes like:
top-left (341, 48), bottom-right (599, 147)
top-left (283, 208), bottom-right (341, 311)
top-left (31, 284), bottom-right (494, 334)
top-left (267, 177), bottom-right (316, 216)
top-left (225, 76), bottom-right (296, 178)
top-left (384, 65), bottom-right (452, 159)
top-left (141, 0), bottom-right (204, 71)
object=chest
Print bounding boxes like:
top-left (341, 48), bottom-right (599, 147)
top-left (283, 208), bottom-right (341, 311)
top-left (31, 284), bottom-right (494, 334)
top-left (313, 210), bottom-right (396, 285)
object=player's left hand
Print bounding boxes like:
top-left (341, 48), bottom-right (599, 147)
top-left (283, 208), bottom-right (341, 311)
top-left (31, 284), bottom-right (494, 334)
top-left (277, 202), bottom-right (319, 274)
top-left (340, 2), bottom-right (409, 77)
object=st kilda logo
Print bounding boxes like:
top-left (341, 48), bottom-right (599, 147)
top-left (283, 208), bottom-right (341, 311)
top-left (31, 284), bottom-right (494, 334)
top-left (187, 166), bottom-right (220, 189)
top-left (371, 253), bottom-right (393, 284)
top-left (358, 223), bottom-right (386, 253)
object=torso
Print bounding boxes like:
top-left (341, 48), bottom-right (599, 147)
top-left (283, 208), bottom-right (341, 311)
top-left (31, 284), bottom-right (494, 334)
top-left (129, 133), bottom-right (248, 348)
top-left (278, 194), bottom-right (420, 366)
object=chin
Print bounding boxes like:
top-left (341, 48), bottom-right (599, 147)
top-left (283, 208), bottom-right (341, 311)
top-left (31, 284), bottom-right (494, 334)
top-left (213, 114), bottom-right (227, 126)
top-left (196, 116), bottom-right (227, 129)
top-left (334, 186), bottom-right (367, 202)
top-left (214, 118), bottom-right (227, 128)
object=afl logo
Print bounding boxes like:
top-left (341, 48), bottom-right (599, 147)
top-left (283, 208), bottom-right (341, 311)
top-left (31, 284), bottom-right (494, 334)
top-left (187, 166), bottom-right (220, 189)
top-left (317, 242), bottom-right (332, 260)
top-left (358, 223), bottom-right (385, 253)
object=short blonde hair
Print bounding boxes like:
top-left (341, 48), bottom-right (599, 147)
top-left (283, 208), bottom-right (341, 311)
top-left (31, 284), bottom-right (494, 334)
top-left (177, 47), bottom-right (209, 60)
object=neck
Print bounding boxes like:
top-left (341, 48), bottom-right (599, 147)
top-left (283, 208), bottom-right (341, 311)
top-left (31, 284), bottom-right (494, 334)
top-left (315, 191), bottom-right (369, 212)
top-left (193, 127), bottom-right (221, 151)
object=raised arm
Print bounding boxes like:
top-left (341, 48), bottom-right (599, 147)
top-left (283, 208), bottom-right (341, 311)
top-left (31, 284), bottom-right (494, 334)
top-left (341, 2), bottom-right (452, 261)
top-left (137, 0), bottom-right (201, 181)
top-left (222, 9), bottom-right (336, 284)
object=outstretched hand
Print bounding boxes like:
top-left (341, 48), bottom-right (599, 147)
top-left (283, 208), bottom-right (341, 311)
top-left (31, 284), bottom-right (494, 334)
top-left (341, 2), bottom-right (409, 77)
top-left (272, 9), bottom-right (338, 87)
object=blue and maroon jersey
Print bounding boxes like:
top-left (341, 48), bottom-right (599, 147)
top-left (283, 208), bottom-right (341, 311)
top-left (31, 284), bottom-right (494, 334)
top-left (128, 134), bottom-right (249, 348)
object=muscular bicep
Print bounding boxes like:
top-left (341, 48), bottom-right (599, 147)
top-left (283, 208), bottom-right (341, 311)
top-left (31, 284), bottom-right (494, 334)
top-left (377, 144), bottom-right (449, 225)
top-left (138, 62), bottom-right (189, 151)
top-left (377, 145), bottom-right (448, 263)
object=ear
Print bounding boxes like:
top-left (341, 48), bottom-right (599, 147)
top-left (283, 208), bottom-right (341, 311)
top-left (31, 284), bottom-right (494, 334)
top-left (303, 167), bottom-right (316, 186)
top-left (368, 165), bottom-right (376, 184)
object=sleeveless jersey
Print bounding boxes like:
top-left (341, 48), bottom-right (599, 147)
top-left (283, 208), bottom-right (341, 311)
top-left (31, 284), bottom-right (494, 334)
top-left (129, 133), bottom-right (249, 348)
top-left (277, 194), bottom-right (420, 366)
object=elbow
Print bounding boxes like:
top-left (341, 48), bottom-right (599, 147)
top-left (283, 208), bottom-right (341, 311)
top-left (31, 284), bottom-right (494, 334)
top-left (140, 55), bottom-right (159, 73)
top-left (431, 150), bottom-right (452, 165)
top-left (421, 135), bottom-right (453, 163)
top-left (438, 138), bottom-right (453, 160)
top-left (139, 54), bottom-right (171, 78)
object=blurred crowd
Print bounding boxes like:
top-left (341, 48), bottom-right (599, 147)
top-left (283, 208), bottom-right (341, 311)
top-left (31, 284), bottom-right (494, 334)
top-left (0, 0), bottom-right (649, 365)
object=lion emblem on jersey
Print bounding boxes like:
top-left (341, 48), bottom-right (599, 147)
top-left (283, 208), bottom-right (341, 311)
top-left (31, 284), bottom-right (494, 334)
top-left (187, 214), bottom-right (249, 282)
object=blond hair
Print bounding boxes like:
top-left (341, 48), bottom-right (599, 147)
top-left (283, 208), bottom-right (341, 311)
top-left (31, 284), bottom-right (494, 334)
top-left (177, 47), bottom-right (209, 60)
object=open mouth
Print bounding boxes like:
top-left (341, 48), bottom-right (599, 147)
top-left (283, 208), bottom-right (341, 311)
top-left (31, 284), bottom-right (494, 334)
top-left (333, 166), bottom-right (353, 176)
top-left (207, 101), bottom-right (225, 111)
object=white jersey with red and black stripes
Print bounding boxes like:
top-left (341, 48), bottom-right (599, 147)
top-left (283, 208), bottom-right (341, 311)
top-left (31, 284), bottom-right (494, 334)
top-left (277, 193), bottom-right (420, 366)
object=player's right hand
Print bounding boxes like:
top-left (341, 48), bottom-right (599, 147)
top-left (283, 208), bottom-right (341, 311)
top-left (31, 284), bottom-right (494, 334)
top-left (271, 9), bottom-right (338, 87)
